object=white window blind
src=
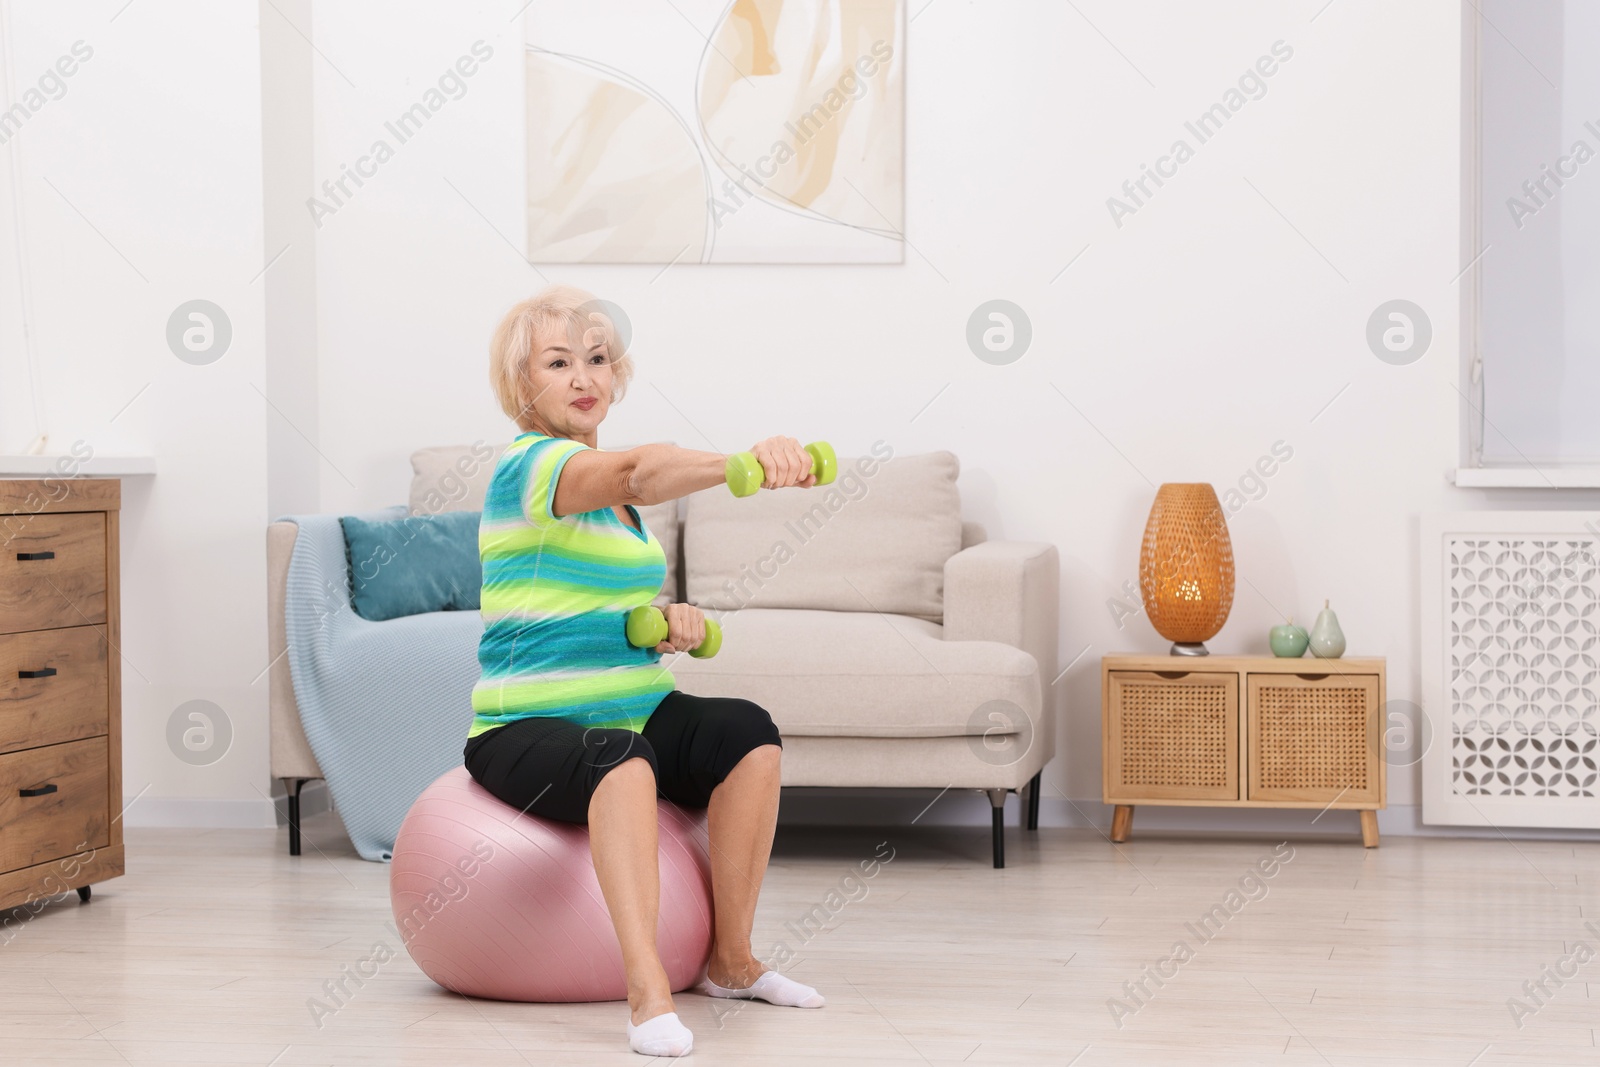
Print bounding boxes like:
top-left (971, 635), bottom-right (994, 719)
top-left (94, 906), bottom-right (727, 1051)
top-left (1477, 0), bottom-right (1600, 467)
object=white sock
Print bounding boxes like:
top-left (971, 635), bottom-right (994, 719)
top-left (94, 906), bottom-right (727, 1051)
top-left (699, 969), bottom-right (825, 1008)
top-left (627, 1010), bottom-right (693, 1057)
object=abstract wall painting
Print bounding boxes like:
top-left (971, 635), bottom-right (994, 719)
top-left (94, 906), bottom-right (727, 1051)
top-left (524, 0), bottom-right (904, 264)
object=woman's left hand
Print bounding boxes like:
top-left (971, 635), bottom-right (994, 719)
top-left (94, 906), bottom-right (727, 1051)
top-left (655, 602), bottom-right (707, 654)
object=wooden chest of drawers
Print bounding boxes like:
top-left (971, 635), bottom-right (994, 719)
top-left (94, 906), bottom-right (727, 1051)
top-left (0, 478), bottom-right (124, 908)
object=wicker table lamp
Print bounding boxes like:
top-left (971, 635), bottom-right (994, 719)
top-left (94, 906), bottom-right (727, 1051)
top-left (1137, 483), bottom-right (1235, 656)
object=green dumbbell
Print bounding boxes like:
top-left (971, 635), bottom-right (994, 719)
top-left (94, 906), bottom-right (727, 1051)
top-left (625, 605), bottom-right (722, 658)
top-left (725, 441), bottom-right (837, 498)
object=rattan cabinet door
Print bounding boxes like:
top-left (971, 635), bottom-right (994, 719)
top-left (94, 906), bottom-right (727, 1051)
top-left (1106, 672), bottom-right (1239, 802)
top-left (1246, 673), bottom-right (1380, 805)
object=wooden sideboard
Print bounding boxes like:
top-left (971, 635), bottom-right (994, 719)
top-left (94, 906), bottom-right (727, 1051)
top-left (1101, 654), bottom-right (1387, 847)
top-left (0, 478), bottom-right (124, 909)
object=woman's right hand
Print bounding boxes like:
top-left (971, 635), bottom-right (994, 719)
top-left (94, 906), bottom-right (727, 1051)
top-left (747, 435), bottom-right (817, 490)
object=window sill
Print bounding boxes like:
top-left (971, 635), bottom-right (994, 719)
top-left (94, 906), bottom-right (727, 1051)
top-left (1454, 467), bottom-right (1600, 489)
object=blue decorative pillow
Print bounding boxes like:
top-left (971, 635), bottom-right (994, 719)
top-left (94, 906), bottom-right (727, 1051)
top-left (340, 511), bottom-right (482, 622)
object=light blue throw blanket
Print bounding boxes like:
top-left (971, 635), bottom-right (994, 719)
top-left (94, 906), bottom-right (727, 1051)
top-left (280, 506), bottom-right (483, 861)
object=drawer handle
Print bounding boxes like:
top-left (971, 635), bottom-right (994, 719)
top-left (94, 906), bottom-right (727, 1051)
top-left (19, 667), bottom-right (57, 679)
top-left (19, 783), bottom-right (58, 798)
top-left (1154, 671), bottom-right (1190, 680)
top-left (1295, 673), bottom-right (1331, 681)
top-left (16, 551), bottom-right (55, 561)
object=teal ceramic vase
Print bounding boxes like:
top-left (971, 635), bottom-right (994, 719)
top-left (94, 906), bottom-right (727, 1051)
top-left (1308, 600), bottom-right (1346, 658)
top-left (1269, 618), bottom-right (1309, 658)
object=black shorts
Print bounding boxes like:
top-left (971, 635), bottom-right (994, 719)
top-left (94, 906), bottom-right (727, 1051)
top-left (462, 690), bottom-right (783, 824)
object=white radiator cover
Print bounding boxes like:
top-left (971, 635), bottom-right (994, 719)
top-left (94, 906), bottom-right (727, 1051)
top-left (1422, 512), bottom-right (1600, 828)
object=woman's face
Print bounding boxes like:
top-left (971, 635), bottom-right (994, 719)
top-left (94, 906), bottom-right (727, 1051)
top-left (522, 315), bottom-right (614, 438)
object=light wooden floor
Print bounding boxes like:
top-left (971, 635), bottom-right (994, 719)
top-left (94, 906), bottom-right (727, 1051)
top-left (5, 808), bottom-right (1600, 1065)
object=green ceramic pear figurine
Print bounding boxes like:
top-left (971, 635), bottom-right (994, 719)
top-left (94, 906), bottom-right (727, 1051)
top-left (1308, 599), bottom-right (1346, 658)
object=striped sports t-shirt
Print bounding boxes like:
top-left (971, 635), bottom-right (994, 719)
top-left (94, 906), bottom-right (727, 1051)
top-left (468, 432), bottom-right (675, 739)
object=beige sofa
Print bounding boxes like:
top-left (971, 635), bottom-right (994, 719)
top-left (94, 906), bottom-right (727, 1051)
top-left (268, 443), bottom-right (1058, 867)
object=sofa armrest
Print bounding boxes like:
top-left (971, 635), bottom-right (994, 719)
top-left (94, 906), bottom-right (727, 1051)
top-left (264, 502), bottom-right (432, 782)
top-left (943, 540), bottom-right (1060, 757)
top-left (268, 520), bottom-right (323, 781)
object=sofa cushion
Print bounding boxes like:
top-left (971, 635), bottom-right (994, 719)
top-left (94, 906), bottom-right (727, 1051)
top-left (683, 449), bottom-right (962, 623)
top-left (339, 511), bottom-right (482, 621)
top-left (669, 607), bottom-right (1039, 739)
top-left (408, 441), bottom-right (505, 516)
top-left (408, 441), bottom-right (681, 604)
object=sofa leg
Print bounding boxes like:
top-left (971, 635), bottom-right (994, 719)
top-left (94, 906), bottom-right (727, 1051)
top-left (1026, 771), bottom-right (1041, 831)
top-left (286, 778), bottom-right (310, 857)
top-left (987, 789), bottom-right (1008, 868)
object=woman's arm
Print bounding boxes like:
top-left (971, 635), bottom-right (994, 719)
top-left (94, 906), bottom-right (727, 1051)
top-left (552, 444), bottom-right (722, 517)
top-left (551, 438), bottom-right (816, 517)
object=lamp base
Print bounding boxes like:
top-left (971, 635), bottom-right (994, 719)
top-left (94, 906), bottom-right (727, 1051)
top-left (1170, 642), bottom-right (1210, 657)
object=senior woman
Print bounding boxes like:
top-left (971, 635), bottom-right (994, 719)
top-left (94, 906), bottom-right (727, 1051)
top-left (465, 285), bottom-right (824, 1058)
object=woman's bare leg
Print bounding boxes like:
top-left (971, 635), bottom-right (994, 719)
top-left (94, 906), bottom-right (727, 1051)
top-left (704, 744), bottom-right (782, 987)
top-left (588, 756), bottom-right (674, 1024)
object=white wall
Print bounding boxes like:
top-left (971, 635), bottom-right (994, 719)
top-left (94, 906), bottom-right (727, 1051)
top-left (289, 0), bottom-right (1505, 836)
top-left (14, 1), bottom-right (1584, 836)
top-left (0, 1), bottom-right (267, 823)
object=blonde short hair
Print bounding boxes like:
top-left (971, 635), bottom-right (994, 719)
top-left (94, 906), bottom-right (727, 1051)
top-left (489, 284), bottom-right (635, 430)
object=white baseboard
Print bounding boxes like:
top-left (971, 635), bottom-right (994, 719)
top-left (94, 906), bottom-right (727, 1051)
top-left (124, 796), bottom-right (279, 829)
top-left (123, 780), bottom-right (332, 829)
top-left (776, 788), bottom-right (1600, 842)
top-left (121, 783), bottom-right (1600, 843)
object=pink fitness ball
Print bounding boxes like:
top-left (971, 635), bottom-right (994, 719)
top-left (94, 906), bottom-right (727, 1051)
top-left (389, 766), bottom-right (714, 1002)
